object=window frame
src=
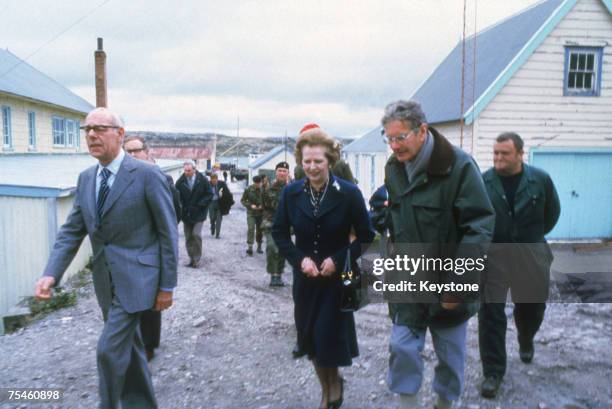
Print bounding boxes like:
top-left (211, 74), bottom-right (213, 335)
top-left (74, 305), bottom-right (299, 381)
top-left (66, 119), bottom-right (76, 147)
top-left (52, 116), bottom-right (66, 147)
top-left (28, 111), bottom-right (36, 149)
top-left (563, 46), bottom-right (603, 97)
top-left (2, 105), bottom-right (12, 149)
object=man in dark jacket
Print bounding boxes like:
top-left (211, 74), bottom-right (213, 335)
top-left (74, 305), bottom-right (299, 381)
top-left (175, 161), bottom-right (213, 267)
top-left (382, 100), bottom-right (495, 409)
top-left (478, 132), bottom-right (560, 399)
top-left (208, 173), bottom-right (233, 239)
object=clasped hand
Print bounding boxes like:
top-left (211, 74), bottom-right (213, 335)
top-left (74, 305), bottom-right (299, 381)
top-left (301, 257), bottom-right (336, 278)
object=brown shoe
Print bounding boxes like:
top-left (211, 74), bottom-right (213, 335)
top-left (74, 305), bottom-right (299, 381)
top-left (145, 347), bottom-right (155, 362)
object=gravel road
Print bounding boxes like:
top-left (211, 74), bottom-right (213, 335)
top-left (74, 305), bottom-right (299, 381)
top-left (1, 181), bottom-right (611, 409)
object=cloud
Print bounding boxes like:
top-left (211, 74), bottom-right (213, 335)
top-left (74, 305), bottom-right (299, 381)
top-left (3, 0), bottom-right (538, 136)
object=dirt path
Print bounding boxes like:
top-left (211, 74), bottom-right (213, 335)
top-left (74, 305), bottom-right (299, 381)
top-left (1, 181), bottom-right (611, 408)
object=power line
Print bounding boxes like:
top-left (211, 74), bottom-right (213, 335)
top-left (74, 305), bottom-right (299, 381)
top-left (0, 0), bottom-right (112, 80)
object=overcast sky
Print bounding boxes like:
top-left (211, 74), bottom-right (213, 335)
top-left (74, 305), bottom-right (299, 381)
top-left (1, 0), bottom-right (538, 137)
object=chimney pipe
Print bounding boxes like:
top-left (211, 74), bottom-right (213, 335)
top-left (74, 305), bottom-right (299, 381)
top-left (94, 37), bottom-right (107, 107)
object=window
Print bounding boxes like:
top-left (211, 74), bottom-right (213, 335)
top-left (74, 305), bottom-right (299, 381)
top-left (2, 106), bottom-right (11, 148)
top-left (28, 111), bottom-right (36, 149)
top-left (75, 121), bottom-right (80, 148)
top-left (52, 116), bottom-right (66, 146)
top-left (564, 47), bottom-right (603, 96)
top-left (370, 155), bottom-right (376, 192)
top-left (66, 119), bottom-right (76, 147)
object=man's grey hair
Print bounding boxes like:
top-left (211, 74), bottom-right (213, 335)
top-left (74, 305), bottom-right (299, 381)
top-left (381, 100), bottom-right (428, 130)
top-left (87, 107), bottom-right (125, 128)
top-left (183, 159), bottom-right (196, 169)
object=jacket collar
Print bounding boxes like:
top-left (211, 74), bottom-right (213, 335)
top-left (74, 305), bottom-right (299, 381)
top-left (289, 172), bottom-right (345, 219)
top-left (484, 163), bottom-right (534, 204)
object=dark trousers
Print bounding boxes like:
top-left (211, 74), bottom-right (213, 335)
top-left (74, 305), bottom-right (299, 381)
top-left (478, 302), bottom-right (546, 378)
top-left (140, 310), bottom-right (161, 350)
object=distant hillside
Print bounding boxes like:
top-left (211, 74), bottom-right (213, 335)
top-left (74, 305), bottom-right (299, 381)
top-left (127, 131), bottom-right (354, 157)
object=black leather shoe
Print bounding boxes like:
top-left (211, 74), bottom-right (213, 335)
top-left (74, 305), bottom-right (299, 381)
top-left (292, 343), bottom-right (306, 359)
top-left (480, 375), bottom-right (502, 399)
top-left (329, 377), bottom-right (344, 409)
top-left (519, 346), bottom-right (534, 363)
top-left (145, 347), bottom-right (155, 362)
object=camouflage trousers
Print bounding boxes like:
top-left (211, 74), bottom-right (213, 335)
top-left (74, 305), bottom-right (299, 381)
top-left (246, 213), bottom-right (263, 245)
top-left (262, 220), bottom-right (285, 275)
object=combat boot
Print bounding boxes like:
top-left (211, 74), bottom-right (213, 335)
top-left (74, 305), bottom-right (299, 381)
top-left (269, 275), bottom-right (276, 287)
top-left (246, 246), bottom-right (253, 256)
top-left (257, 243), bottom-right (263, 254)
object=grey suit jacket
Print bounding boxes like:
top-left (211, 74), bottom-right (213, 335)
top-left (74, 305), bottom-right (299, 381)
top-left (43, 154), bottom-right (178, 314)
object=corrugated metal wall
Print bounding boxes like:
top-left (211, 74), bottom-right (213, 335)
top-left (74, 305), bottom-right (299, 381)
top-left (0, 195), bottom-right (91, 334)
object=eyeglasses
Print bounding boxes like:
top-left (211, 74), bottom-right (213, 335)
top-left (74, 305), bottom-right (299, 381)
top-left (381, 129), bottom-right (417, 144)
top-left (79, 125), bottom-right (120, 133)
top-left (126, 148), bottom-right (145, 154)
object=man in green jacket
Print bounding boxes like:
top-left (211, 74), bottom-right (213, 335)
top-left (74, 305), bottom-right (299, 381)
top-left (262, 161), bottom-right (290, 287)
top-left (382, 100), bottom-right (495, 409)
top-left (478, 132), bottom-right (560, 399)
top-left (241, 175), bottom-right (265, 255)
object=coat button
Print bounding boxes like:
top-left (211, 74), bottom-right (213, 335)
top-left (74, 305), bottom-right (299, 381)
top-left (314, 250), bottom-right (318, 254)
top-left (314, 241), bottom-right (318, 245)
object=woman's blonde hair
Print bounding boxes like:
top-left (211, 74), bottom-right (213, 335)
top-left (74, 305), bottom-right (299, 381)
top-left (294, 128), bottom-right (341, 168)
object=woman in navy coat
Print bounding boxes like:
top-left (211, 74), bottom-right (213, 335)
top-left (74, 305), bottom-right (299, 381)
top-left (272, 124), bottom-right (374, 409)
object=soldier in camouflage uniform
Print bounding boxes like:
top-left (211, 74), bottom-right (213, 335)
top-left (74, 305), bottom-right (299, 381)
top-left (241, 175), bottom-right (264, 255)
top-left (262, 161), bottom-right (290, 287)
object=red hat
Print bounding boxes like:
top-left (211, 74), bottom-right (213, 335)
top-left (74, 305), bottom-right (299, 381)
top-left (299, 123), bottom-right (320, 135)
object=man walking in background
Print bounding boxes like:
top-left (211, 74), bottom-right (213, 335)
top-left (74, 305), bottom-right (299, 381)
top-left (35, 107), bottom-right (178, 409)
top-left (123, 134), bottom-right (180, 361)
top-left (478, 132), bottom-right (560, 399)
top-left (175, 160), bottom-right (213, 268)
top-left (241, 175), bottom-right (264, 255)
top-left (208, 173), bottom-right (233, 239)
top-left (262, 161), bottom-right (290, 287)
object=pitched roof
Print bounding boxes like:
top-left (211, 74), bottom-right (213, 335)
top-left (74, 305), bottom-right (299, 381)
top-left (0, 49), bottom-right (93, 114)
top-left (412, 0), bottom-right (611, 125)
top-left (342, 126), bottom-right (387, 153)
top-left (249, 145), bottom-right (292, 169)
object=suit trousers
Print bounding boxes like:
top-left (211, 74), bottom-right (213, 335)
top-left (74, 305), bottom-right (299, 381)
top-left (387, 322), bottom-right (467, 402)
top-left (140, 310), bottom-right (161, 350)
top-left (208, 201), bottom-right (222, 237)
top-left (183, 221), bottom-right (203, 263)
top-left (97, 297), bottom-right (157, 409)
top-left (478, 302), bottom-right (546, 378)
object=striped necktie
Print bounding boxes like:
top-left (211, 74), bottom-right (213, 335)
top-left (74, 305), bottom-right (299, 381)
top-left (97, 167), bottom-right (111, 220)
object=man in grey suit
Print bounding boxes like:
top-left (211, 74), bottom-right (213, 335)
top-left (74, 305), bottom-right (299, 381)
top-left (35, 107), bottom-right (178, 409)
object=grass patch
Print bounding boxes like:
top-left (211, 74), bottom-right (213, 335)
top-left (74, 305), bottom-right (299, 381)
top-left (28, 287), bottom-right (77, 316)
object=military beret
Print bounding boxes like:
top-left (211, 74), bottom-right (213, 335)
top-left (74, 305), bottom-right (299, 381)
top-left (275, 161), bottom-right (290, 170)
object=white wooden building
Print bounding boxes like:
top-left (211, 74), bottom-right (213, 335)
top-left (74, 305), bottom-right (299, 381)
top-left (342, 127), bottom-right (389, 202)
top-left (351, 0), bottom-right (612, 239)
top-left (248, 146), bottom-right (296, 184)
top-left (0, 49), bottom-right (92, 154)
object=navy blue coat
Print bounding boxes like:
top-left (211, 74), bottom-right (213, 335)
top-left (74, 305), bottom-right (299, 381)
top-left (272, 174), bottom-right (374, 366)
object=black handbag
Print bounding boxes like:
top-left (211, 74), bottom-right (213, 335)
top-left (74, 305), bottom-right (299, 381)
top-left (340, 248), bottom-right (369, 312)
